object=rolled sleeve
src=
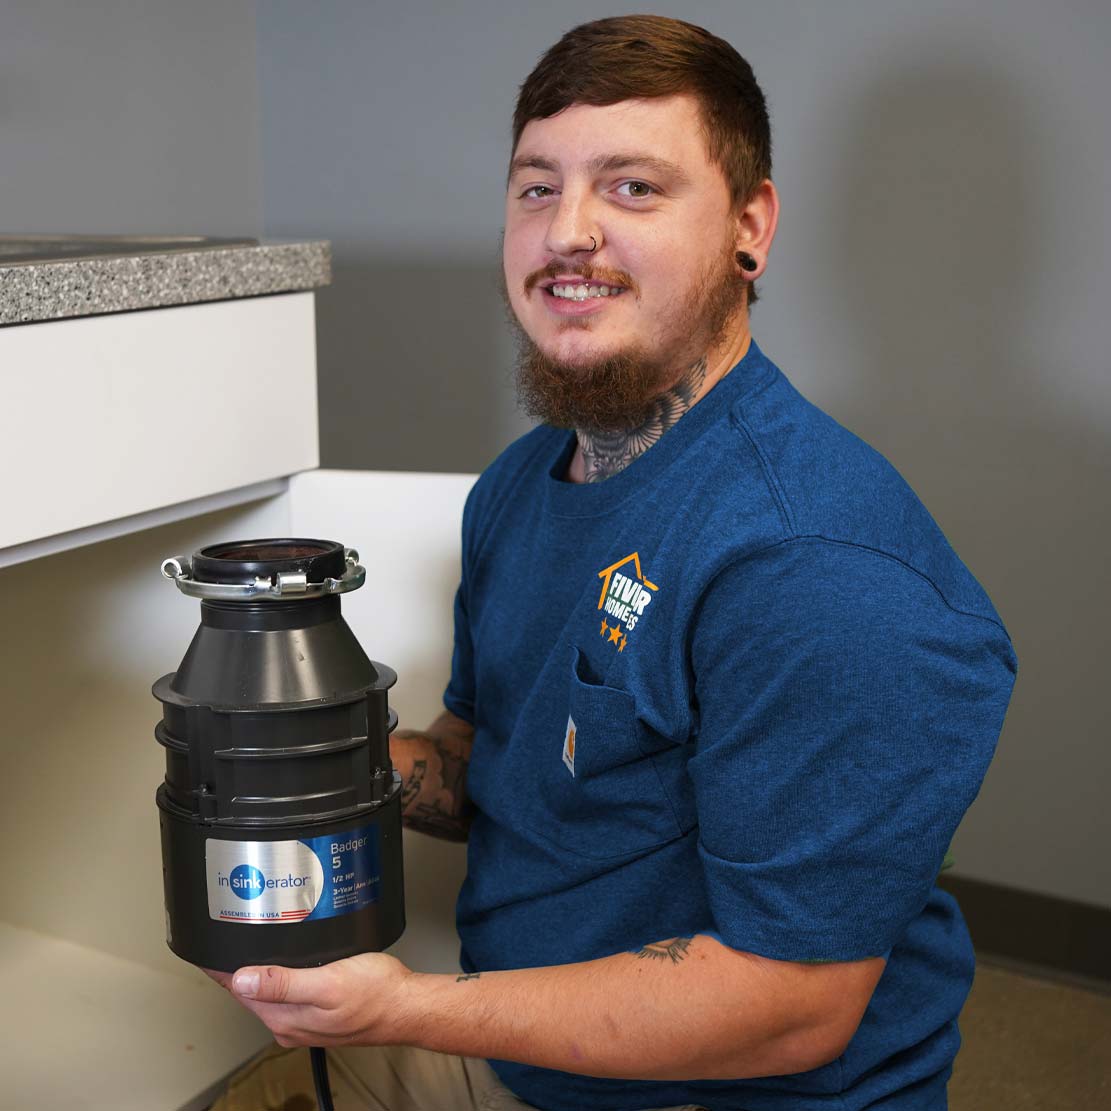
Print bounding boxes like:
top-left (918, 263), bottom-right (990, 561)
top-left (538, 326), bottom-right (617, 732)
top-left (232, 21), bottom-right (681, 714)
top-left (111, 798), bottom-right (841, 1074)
top-left (443, 577), bottom-right (476, 724)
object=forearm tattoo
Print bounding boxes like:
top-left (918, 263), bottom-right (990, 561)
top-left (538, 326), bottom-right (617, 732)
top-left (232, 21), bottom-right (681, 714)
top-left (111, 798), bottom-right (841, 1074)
top-left (578, 357), bottom-right (707, 483)
top-left (456, 972), bottom-right (481, 982)
top-left (399, 759), bottom-right (426, 809)
top-left (406, 802), bottom-right (472, 842)
top-left (635, 937), bottom-right (693, 964)
top-left (395, 720), bottom-right (476, 842)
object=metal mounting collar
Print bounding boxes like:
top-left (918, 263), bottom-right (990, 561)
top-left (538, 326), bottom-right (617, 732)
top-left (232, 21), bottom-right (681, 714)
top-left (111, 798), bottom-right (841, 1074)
top-left (160, 548), bottom-right (366, 601)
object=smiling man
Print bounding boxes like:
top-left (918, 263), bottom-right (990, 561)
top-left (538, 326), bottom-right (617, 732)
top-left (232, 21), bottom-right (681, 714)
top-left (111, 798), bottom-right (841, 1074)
top-left (210, 16), bottom-right (1016, 1111)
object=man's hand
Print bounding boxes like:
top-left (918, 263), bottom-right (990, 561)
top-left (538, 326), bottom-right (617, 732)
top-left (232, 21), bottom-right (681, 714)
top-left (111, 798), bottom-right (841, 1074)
top-left (205, 952), bottom-right (413, 1048)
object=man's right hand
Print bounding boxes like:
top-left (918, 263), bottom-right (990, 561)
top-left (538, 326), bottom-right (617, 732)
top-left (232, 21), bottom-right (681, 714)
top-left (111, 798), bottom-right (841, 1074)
top-left (390, 709), bottom-right (476, 841)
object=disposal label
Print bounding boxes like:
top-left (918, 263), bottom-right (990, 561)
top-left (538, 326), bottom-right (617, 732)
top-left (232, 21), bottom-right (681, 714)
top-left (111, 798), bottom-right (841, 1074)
top-left (206, 825), bottom-right (382, 925)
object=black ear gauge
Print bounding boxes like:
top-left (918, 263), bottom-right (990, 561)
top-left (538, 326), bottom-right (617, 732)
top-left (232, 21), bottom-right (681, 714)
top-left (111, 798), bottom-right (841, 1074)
top-left (736, 251), bottom-right (758, 272)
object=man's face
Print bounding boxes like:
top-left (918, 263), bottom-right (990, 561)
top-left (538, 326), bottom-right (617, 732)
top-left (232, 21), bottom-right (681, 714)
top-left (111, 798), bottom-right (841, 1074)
top-left (503, 94), bottom-right (745, 430)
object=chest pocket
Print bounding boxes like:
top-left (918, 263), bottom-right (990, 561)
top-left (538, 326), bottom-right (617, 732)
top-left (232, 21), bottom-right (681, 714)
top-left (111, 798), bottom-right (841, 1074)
top-left (522, 645), bottom-right (684, 860)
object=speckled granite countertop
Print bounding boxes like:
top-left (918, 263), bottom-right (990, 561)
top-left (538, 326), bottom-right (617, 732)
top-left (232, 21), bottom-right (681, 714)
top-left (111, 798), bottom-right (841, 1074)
top-left (0, 237), bottom-right (330, 325)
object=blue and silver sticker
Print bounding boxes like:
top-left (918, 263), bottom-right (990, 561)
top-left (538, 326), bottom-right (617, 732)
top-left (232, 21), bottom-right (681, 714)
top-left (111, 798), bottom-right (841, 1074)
top-left (205, 826), bottom-right (381, 924)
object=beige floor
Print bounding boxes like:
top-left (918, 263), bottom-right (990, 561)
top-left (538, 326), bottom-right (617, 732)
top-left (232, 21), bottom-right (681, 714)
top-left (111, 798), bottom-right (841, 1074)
top-left (950, 957), bottom-right (1111, 1109)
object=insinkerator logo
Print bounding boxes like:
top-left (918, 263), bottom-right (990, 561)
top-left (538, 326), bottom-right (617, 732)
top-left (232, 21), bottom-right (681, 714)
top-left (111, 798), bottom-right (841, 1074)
top-left (220, 863), bottom-right (311, 900)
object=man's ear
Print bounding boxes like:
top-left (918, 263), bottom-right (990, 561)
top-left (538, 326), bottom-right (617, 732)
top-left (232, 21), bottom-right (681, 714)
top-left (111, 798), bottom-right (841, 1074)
top-left (733, 179), bottom-right (780, 280)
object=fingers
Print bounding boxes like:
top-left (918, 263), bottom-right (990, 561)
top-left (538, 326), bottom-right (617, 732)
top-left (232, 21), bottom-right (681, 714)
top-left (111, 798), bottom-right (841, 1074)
top-left (221, 958), bottom-right (396, 1047)
top-left (230, 992), bottom-right (359, 1048)
top-left (232, 964), bottom-right (333, 1006)
top-left (234, 997), bottom-right (318, 1044)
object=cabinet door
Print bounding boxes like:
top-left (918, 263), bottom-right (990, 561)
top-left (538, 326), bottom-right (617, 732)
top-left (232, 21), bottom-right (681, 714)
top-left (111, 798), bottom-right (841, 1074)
top-left (0, 292), bottom-right (318, 550)
top-left (289, 468), bottom-right (477, 973)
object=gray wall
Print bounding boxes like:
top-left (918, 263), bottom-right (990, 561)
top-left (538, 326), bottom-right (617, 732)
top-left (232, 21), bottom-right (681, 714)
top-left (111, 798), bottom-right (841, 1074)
top-left (257, 1), bottom-right (1111, 910)
top-left (1, 1), bottom-right (1105, 911)
top-left (256, 2), bottom-right (533, 473)
top-left (0, 0), bottom-right (261, 237)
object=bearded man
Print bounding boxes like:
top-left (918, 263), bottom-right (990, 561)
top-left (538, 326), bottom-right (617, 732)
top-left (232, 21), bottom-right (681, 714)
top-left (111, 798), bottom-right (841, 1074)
top-left (210, 16), bottom-right (1016, 1111)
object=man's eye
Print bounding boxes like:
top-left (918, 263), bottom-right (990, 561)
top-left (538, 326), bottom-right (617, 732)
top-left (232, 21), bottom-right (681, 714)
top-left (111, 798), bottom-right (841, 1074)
top-left (522, 185), bottom-right (555, 199)
top-left (616, 181), bottom-right (655, 198)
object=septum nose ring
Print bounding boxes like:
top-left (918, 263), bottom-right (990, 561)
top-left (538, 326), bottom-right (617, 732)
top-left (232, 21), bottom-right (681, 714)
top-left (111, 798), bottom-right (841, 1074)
top-left (588, 236), bottom-right (597, 253)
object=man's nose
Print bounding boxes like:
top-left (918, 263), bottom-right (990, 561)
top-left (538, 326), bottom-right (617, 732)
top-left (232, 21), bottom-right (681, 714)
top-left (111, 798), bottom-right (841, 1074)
top-left (543, 191), bottom-right (601, 258)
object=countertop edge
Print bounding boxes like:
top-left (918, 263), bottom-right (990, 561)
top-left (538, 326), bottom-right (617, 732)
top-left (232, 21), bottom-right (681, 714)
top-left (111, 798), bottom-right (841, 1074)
top-left (0, 240), bottom-right (332, 326)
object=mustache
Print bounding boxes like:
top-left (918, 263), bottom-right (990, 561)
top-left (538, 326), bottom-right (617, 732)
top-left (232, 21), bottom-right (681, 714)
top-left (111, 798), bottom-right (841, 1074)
top-left (523, 260), bottom-right (638, 296)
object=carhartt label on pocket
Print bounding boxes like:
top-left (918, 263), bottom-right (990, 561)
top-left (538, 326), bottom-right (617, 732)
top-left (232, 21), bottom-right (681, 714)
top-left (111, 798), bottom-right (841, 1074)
top-left (563, 715), bottom-right (576, 776)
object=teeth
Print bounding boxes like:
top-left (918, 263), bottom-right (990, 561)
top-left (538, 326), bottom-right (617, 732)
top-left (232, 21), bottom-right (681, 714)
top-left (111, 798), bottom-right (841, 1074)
top-left (549, 284), bottom-right (624, 300)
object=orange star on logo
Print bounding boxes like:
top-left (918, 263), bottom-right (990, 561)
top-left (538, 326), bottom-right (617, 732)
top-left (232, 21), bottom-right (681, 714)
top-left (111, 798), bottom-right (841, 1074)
top-left (608, 623), bottom-right (622, 645)
top-left (618, 635), bottom-right (627, 652)
top-left (600, 619), bottom-right (610, 637)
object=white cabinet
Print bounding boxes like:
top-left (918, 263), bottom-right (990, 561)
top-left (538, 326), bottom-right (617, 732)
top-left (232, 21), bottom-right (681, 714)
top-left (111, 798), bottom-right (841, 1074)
top-left (0, 291), bottom-right (476, 1109)
top-left (0, 292), bottom-right (319, 566)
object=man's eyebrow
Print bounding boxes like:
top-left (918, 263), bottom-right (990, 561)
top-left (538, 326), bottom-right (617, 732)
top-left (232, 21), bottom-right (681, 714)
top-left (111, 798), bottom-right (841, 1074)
top-left (507, 152), bottom-right (691, 186)
top-left (508, 154), bottom-right (559, 179)
top-left (585, 153), bottom-right (692, 185)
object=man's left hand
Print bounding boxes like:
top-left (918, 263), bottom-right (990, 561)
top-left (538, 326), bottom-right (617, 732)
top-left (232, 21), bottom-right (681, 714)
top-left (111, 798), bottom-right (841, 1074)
top-left (205, 952), bottom-right (413, 1047)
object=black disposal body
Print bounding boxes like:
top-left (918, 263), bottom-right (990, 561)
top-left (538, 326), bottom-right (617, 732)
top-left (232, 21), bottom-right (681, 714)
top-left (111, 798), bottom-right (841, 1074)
top-left (153, 538), bottom-right (404, 973)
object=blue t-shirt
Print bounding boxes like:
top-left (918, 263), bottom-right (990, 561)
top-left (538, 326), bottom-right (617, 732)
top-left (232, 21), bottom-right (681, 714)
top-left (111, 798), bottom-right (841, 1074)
top-left (444, 338), bottom-right (1017, 1111)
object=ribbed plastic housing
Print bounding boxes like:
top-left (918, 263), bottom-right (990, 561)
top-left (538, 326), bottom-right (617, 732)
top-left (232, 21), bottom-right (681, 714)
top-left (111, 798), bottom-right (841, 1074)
top-left (154, 538), bottom-right (405, 972)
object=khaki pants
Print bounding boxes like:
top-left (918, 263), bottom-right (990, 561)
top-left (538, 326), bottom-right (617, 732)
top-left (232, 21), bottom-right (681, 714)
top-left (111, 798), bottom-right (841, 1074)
top-left (209, 1042), bottom-right (709, 1111)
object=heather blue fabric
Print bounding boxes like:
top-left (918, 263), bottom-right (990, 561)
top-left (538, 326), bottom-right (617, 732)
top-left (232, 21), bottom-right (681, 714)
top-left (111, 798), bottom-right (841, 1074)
top-left (443, 338), bottom-right (1017, 1111)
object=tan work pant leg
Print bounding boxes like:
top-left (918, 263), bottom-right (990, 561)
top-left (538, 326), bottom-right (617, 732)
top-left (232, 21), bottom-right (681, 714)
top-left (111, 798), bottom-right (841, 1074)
top-left (209, 1041), bottom-right (538, 1111)
top-left (209, 1042), bottom-right (710, 1111)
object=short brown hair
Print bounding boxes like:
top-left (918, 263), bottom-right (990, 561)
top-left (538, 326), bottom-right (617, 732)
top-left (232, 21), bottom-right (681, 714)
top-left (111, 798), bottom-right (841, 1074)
top-left (513, 15), bottom-right (773, 306)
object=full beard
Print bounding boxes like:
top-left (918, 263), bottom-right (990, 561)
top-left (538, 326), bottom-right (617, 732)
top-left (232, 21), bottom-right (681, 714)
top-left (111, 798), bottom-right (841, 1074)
top-left (506, 242), bottom-right (746, 434)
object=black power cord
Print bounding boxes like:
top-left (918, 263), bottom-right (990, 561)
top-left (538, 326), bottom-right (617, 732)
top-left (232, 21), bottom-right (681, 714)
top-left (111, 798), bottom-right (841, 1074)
top-left (310, 1046), bottom-right (335, 1111)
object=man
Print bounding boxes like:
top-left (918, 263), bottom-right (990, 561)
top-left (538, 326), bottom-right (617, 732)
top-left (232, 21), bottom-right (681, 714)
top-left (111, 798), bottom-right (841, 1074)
top-left (211, 16), bottom-right (1016, 1111)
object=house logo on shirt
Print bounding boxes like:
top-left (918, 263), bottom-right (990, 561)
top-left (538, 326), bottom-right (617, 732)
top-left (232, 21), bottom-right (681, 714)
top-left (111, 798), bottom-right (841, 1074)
top-left (596, 552), bottom-right (659, 652)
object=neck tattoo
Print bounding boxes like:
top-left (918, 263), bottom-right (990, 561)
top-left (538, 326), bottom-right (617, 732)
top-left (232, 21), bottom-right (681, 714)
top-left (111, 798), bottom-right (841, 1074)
top-left (577, 357), bottom-right (708, 483)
